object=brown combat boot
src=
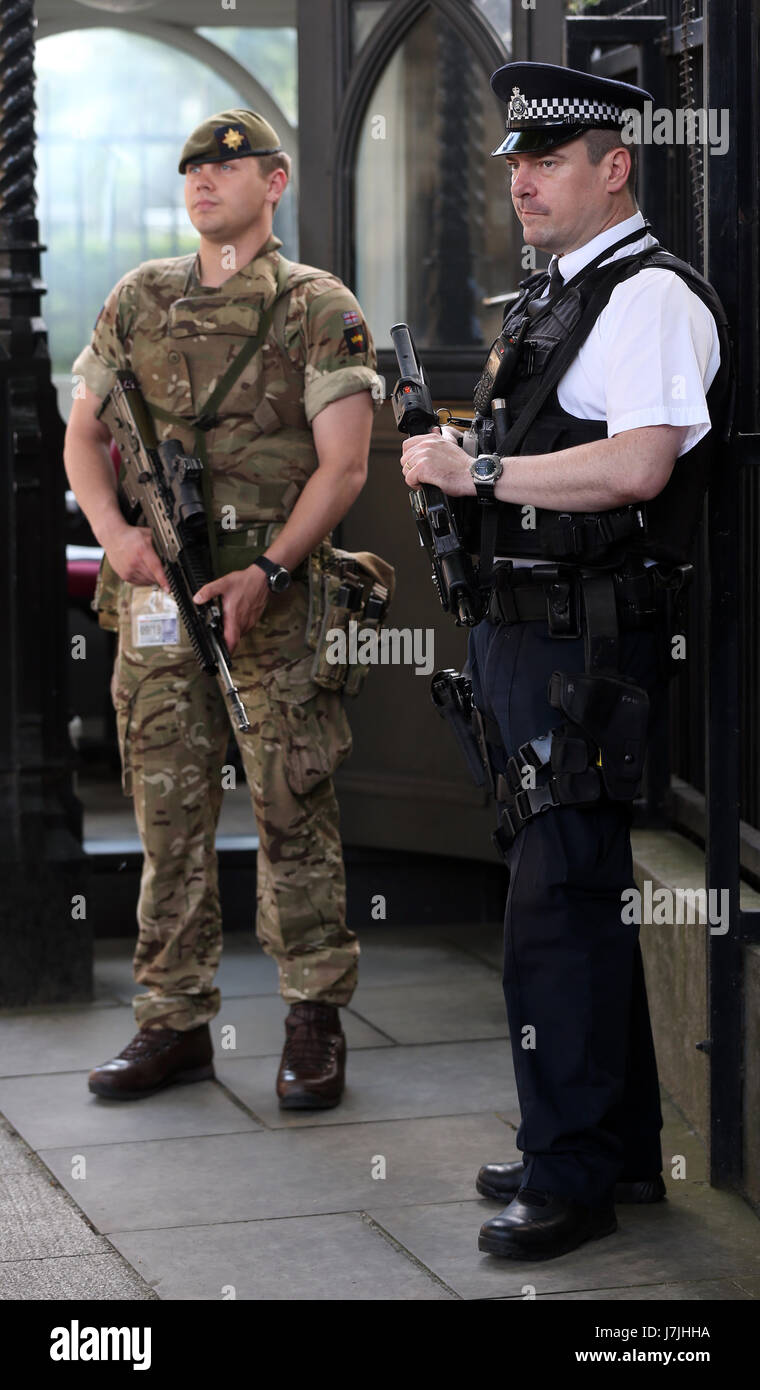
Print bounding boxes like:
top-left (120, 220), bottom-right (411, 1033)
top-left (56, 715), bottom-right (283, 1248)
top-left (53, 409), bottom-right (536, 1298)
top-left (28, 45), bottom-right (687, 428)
top-left (276, 1002), bottom-right (346, 1110)
top-left (88, 1023), bottom-right (215, 1100)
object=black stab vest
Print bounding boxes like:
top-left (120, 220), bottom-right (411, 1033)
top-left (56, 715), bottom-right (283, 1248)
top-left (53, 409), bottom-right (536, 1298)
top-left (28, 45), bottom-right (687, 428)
top-left (461, 246), bottom-right (734, 567)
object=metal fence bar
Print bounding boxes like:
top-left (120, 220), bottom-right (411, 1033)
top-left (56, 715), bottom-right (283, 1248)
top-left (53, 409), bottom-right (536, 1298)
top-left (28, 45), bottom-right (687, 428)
top-left (703, 0), bottom-right (758, 1187)
top-left (565, 0), bottom-right (758, 1188)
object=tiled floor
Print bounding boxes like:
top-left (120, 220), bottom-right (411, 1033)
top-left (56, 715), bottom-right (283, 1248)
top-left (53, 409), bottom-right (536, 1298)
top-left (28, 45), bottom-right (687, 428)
top-left (1, 925), bottom-right (759, 1301)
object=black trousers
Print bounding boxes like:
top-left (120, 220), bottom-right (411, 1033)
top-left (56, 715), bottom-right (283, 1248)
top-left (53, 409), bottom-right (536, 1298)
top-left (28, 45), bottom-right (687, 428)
top-left (469, 615), bottom-right (665, 1206)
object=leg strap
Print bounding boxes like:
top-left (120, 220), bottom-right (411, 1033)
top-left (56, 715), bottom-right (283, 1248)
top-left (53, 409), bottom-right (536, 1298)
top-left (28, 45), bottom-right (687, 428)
top-left (492, 723), bottom-right (602, 855)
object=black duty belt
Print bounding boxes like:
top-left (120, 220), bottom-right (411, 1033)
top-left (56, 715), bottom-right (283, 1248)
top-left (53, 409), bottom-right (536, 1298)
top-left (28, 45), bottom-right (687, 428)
top-left (485, 560), bottom-right (670, 638)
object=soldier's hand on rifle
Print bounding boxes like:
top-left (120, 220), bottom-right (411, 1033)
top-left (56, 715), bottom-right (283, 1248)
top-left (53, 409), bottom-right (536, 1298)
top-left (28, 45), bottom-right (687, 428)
top-left (105, 524), bottom-right (170, 591)
top-left (401, 431), bottom-right (477, 497)
top-left (193, 565), bottom-right (270, 653)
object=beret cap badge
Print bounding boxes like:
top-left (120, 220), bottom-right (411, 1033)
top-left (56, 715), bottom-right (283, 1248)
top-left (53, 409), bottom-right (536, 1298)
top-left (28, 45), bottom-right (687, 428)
top-left (214, 124), bottom-right (251, 156)
top-left (221, 127), bottom-right (245, 151)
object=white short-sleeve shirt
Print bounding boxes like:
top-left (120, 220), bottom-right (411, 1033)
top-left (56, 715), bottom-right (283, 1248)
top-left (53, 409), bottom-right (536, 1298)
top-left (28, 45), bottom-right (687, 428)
top-left (494, 212), bottom-right (721, 567)
top-left (546, 210), bottom-right (721, 455)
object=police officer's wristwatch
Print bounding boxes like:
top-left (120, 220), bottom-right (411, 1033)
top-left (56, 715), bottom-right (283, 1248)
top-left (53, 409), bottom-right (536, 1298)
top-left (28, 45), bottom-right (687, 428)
top-left (469, 452), bottom-right (504, 503)
top-left (252, 555), bottom-right (291, 593)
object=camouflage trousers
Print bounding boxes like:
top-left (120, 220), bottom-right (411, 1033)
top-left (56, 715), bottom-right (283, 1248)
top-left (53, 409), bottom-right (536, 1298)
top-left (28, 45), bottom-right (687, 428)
top-left (111, 575), bottom-right (358, 1031)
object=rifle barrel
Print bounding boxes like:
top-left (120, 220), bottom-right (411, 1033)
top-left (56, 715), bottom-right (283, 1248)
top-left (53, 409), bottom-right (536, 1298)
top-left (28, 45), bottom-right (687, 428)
top-left (211, 633), bottom-right (251, 733)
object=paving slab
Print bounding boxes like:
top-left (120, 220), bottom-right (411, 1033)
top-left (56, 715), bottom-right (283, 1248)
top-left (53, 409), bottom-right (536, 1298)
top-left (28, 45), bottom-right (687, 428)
top-left (0, 1253), bottom-right (158, 1301)
top-left (349, 978), bottom-right (508, 1045)
top-left (732, 1274), bottom-right (760, 1298)
top-left (110, 1212), bottom-right (457, 1301)
top-left (350, 933), bottom-right (502, 989)
top-left (0, 1004), bottom-right (156, 1078)
top-left (532, 1278), bottom-right (756, 1300)
top-left (441, 923), bottom-right (504, 973)
top-left (365, 1184), bottom-right (760, 1301)
top-left (216, 1039), bottom-right (517, 1128)
top-left (38, 1112), bottom-right (512, 1233)
top-left (0, 1072), bottom-right (260, 1151)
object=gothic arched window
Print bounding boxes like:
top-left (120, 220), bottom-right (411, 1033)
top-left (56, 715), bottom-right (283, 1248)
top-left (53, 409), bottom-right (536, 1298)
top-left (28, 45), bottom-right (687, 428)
top-left (346, 1), bottom-right (520, 358)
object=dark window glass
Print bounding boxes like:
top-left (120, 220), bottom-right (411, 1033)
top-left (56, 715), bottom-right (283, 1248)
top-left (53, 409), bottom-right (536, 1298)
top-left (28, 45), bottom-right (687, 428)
top-left (354, 6), bottom-right (521, 349)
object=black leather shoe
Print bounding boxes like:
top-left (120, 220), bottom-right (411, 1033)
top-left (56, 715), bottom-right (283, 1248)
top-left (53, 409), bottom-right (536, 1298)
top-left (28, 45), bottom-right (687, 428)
top-left (614, 1175), bottom-right (667, 1203)
top-left (477, 1160), bottom-right (666, 1205)
top-left (478, 1188), bottom-right (617, 1261)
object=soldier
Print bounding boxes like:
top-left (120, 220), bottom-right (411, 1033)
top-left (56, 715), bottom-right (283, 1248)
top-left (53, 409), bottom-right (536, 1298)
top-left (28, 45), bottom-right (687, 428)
top-left (64, 110), bottom-right (383, 1109)
top-left (401, 64), bottom-right (732, 1259)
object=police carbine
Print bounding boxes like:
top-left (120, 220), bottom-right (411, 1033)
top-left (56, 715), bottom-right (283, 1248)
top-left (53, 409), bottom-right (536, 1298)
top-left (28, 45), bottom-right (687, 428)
top-left (97, 370), bottom-right (251, 733)
top-left (390, 323), bottom-right (484, 626)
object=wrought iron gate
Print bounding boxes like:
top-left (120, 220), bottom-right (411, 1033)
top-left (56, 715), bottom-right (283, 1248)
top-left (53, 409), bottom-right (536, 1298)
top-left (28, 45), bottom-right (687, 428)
top-left (567, 0), bottom-right (760, 1191)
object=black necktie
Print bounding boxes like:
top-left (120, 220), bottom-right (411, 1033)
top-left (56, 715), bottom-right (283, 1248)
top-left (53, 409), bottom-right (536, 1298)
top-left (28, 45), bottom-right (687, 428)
top-left (526, 258), bottom-right (563, 318)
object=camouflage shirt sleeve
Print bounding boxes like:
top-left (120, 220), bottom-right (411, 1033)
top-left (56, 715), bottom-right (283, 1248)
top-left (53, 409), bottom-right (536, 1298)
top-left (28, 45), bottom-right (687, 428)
top-left (71, 269), bottom-right (142, 401)
top-left (294, 279), bottom-right (384, 423)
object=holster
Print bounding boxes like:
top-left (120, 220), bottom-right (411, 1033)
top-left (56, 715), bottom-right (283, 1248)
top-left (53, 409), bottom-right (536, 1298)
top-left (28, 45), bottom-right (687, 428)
top-left (547, 669), bottom-right (650, 801)
top-left (307, 543), bottom-right (396, 697)
top-left (431, 669), bottom-right (487, 788)
top-left (650, 563), bottom-right (693, 680)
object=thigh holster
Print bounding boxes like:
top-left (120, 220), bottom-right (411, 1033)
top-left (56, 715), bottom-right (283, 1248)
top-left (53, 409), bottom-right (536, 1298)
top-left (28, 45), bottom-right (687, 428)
top-left (548, 670), bottom-right (649, 800)
top-left (491, 672), bottom-right (649, 855)
top-left (490, 572), bottom-right (651, 857)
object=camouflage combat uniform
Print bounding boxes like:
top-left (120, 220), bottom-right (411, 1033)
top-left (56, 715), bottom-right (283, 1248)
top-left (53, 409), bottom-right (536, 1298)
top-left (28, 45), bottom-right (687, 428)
top-left (72, 233), bottom-right (382, 1030)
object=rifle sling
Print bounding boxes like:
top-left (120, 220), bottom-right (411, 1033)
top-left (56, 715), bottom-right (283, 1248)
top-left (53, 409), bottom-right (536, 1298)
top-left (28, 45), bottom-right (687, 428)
top-left (142, 256), bottom-right (290, 577)
top-left (501, 256), bottom-right (650, 458)
top-left (478, 502), bottom-right (499, 588)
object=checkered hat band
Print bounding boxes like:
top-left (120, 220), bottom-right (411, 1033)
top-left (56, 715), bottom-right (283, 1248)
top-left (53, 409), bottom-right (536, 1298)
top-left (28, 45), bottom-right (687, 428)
top-left (509, 96), bottom-right (625, 125)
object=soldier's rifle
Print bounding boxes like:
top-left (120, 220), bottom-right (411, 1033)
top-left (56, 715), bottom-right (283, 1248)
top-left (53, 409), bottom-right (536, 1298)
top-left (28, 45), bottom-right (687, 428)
top-left (97, 370), bottom-right (251, 733)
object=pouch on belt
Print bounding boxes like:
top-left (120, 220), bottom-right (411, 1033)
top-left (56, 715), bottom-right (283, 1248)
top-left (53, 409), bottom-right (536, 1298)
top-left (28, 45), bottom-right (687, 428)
top-left (307, 543), bottom-right (396, 697)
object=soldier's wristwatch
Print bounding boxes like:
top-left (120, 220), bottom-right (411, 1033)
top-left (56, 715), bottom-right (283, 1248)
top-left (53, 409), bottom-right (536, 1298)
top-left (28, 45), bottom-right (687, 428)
top-left (469, 452), bottom-right (504, 503)
top-left (253, 555), bottom-right (291, 593)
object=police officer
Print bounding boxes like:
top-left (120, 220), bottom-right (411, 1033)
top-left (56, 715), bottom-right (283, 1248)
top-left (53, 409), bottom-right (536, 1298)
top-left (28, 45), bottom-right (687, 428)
top-left (401, 64), bottom-right (732, 1260)
top-left (65, 110), bottom-right (383, 1109)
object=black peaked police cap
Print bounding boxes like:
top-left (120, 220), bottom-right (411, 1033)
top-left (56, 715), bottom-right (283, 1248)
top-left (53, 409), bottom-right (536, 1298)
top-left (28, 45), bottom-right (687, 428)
top-left (490, 61), bottom-right (653, 155)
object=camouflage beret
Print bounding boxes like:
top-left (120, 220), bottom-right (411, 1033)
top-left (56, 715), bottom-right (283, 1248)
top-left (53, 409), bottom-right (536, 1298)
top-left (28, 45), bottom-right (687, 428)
top-left (179, 109), bottom-right (283, 174)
